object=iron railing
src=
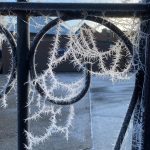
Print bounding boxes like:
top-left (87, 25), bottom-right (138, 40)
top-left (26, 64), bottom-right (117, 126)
top-left (0, 1), bottom-right (150, 150)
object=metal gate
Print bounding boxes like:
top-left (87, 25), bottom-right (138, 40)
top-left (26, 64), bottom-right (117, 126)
top-left (0, 1), bottom-right (150, 150)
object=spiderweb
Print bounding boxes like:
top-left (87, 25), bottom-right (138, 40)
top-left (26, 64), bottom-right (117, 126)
top-left (0, 1), bottom-right (149, 149)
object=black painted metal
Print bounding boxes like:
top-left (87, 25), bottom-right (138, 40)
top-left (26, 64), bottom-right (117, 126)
top-left (35, 64), bottom-right (91, 105)
top-left (131, 0), bottom-right (150, 149)
top-left (29, 17), bottom-right (91, 105)
top-left (0, 23), bottom-right (17, 99)
top-left (0, 3), bottom-right (150, 17)
top-left (115, 69), bottom-right (144, 150)
top-left (132, 12), bottom-right (146, 150)
top-left (137, 2), bottom-right (150, 150)
top-left (0, 1), bottom-right (149, 150)
top-left (17, 0), bottom-right (29, 149)
top-left (29, 15), bottom-right (133, 105)
top-left (141, 18), bottom-right (150, 150)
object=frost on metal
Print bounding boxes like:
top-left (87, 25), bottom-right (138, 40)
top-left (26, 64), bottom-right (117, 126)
top-left (132, 99), bottom-right (144, 150)
top-left (0, 15), bottom-right (16, 108)
top-left (0, 3), bottom-right (149, 149)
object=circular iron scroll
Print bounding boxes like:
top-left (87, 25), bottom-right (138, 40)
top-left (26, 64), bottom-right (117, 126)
top-left (0, 24), bottom-right (17, 99)
top-left (29, 15), bottom-right (133, 105)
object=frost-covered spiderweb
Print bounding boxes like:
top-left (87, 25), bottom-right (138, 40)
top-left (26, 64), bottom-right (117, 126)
top-left (0, 15), bottom-right (17, 108)
top-left (0, 4), bottom-right (149, 150)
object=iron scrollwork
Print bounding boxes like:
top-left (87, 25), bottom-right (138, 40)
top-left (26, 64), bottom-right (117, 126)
top-left (0, 2), bottom-right (149, 149)
top-left (0, 23), bottom-right (17, 99)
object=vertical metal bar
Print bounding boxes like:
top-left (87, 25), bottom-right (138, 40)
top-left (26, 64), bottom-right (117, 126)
top-left (132, 5), bottom-right (146, 150)
top-left (140, 1), bottom-right (150, 150)
top-left (17, 0), bottom-right (29, 149)
top-left (132, 71), bottom-right (144, 150)
top-left (142, 19), bottom-right (150, 150)
top-left (132, 1), bottom-right (150, 149)
top-left (142, 39), bottom-right (150, 148)
top-left (135, 0), bottom-right (150, 150)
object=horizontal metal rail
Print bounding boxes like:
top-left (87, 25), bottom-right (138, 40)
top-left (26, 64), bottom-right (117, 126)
top-left (0, 3), bottom-right (150, 17)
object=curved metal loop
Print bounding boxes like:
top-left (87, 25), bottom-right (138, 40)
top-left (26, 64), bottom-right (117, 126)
top-left (29, 15), bottom-right (133, 105)
top-left (30, 15), bottom-right (133, 75)
top-left (0, 23), bottom-right (17, 99)
top-left (35, 64), bottom-right (91, 105)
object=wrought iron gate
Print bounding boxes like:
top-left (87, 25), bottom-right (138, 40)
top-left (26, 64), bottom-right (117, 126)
top-left (0, 0), bottom-right (150, 150)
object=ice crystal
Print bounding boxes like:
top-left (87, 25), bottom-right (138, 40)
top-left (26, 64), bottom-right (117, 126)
top-left (0, 1), bottom-right (149, 148)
